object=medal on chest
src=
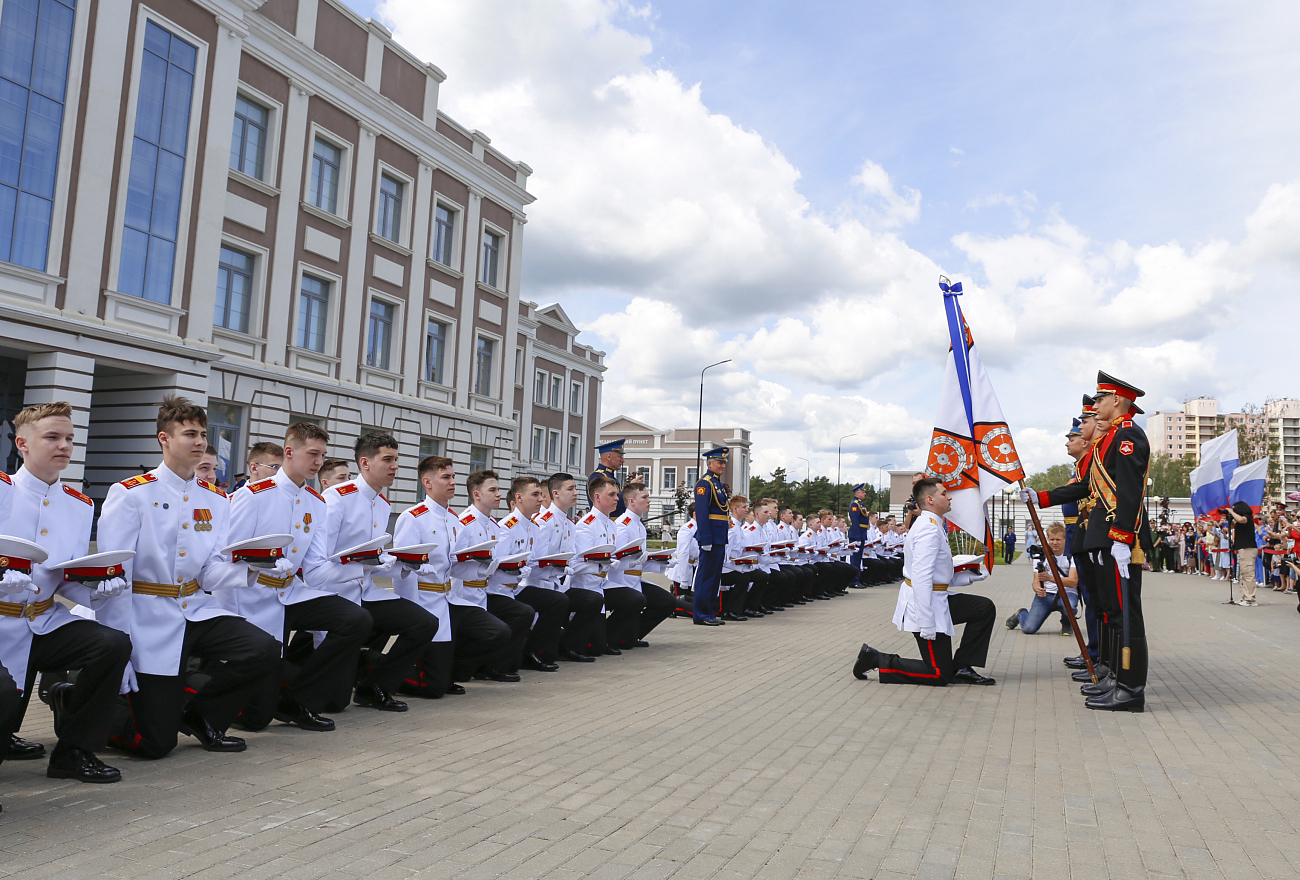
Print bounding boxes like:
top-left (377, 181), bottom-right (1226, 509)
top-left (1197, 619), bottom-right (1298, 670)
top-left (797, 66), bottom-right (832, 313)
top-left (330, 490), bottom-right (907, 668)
top-left (193, 509), bottom-right (213, 532)
top-left (303, 512), bottom-right (312, 533)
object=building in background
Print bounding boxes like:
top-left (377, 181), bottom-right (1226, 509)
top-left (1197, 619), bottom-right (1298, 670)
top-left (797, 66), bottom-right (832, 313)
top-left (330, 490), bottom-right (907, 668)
top-left (598, 417), bottom-right (751, 527)
top-left (1266, 399), bottom-right (1300, 498)
top-left (1148, 398), bottom-right (1269, 462)
top-left (0, 0), bottom-right (601, 511)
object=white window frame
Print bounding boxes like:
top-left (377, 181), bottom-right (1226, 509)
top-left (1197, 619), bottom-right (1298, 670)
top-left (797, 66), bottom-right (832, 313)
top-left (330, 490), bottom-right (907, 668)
top-left (362, 290), bottom-right (403, 376)
top-left (479, 219), bottom-right (508, 291)
top-left (373, 161), bottom-right (414, 249)
top-left (636, 466), bottom-right (650, 485)
top-left (568, 434), bottom-right (580, 469)
top-left (229, 83), bottom-right (283, 191)
top-left (290, 261), bottom-right (344, 358)
top-left (422, 312), bottom-right (453, 387)
top-left (662, 466), bottom-right (677, 490)
top-left (106, 10), bottom-right (210, 306)
top-left (514, 347), bottom-right (524, 387)
top-left (429, 195), bottom-right (463, 273)
top-left (304, 123), bottom-right (353, 219)
top-left (472, 331), bottom-right (502, 400)
top-left (686, 466), bottom-right (699, 485)
top-left (570, 380), bottom-right (583, 415)
top-left (531, 427), bottom-right (544, 462)
top-left (550, 375), bottom-right (563, 410)
top-left (212, 233), bottom-right (269, 341)
top-left (534, 369), bottom-right (547, 405)
top-left (548, 430), bottom-right (561, 464)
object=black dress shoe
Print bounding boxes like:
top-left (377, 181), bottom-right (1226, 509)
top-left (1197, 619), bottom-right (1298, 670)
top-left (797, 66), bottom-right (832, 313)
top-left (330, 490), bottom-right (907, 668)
top-left (1063, 655), bottom-right (1087, 669)
top-left (1072, 662), bottom-right (1110, 682)
top-left (8, 734), bottom-right (45, 760)
top-left (522, 653), bottom-right (560, 672)
top-left (274, 697), bottom-right (336, 731)
top-left (179, 706), bottom-right (247, 752)
top-left (952, 667), bottom-right (996, 685)
top-left (446, 683), bottom-right (467, 695)
top-left (353, 683), bottom-right (409, 711)
top-left (630, 640), bottom-right (650, 648)
top-left (693, 617), bottom-right (724, 626)
top-left (473, 669), bottom-right (522, 682)
top-left (601, 647), bottom-right (622, 656)
top-left (46, 747), bottom-right (121, 784)
top-left (852, 644), bottom-right (880, 680)
top-left (721, 612), bottom-right (748, 621)
top-left (1080, 674), bottom-right (1115, 696)
top-left (1085, 683), bottom-right (1144, 712)
top-left (558, 648), bottom-right (596, 662)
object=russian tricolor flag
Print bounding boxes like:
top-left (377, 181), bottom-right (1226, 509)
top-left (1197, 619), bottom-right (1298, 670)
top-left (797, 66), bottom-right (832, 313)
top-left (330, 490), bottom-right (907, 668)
top-left (1190, 429), bottom-right (1238, 518)
top-left (1229, 456), bottom-right (1269, 513)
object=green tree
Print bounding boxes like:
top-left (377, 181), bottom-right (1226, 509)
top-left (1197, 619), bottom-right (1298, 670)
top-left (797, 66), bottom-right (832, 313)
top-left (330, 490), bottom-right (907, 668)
top-left (748, 472), bottom-right (889, 516)
top-left (1024, 464), bottom-right (1072, 491)
top-left (1148, 452), bottom-right (1193, 498)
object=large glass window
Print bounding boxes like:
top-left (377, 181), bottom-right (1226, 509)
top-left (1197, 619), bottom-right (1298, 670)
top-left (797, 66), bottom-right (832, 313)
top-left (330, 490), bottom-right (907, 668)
top-left (686, 466), bottom-right (699, 485)
top-left (531, 427), bottom-right (543, 461)
top-left (229, 95), bottom-right (268, 180)
top-left (207, 400), bottom-right (242, 489)
top-left (297, 275), bottom-right (328, 352)
top-left (118, 21), bottom-right (196, 303)
top-left (570, 381), bottom-right (583, 415)
top-left (481, 229), bottom-right (500, 287)
top-left (533, 369), bottom-right (546, 405)
top-left (0, 0), bottom-right (76, 271)
top-left (474, 336), bottom-right (494, 397)
top-left (424, 318), bottom-right (447, 384)
top-left (662, 466), bottom-right (677, 489)
top-left (309, 137), bottom-right (340, 213)
top-left (377, 173), bottom-right (403, 242)
top-left (550, 376), bottom-right (562, 409)
top-left (433, 204), bottom-right (454, 266)
top-left (469, 444), bottom-right (489, 472)
top-left (419, 436), bottom-right (443, 458)
top-left (213, 245), bottom-right (253, 333)
top-left (568, 435), bottom-right (580, 468)
top-left (366, 298), bottom-right (393, 371)
top-left (548, 430), bottom-right (560, 464)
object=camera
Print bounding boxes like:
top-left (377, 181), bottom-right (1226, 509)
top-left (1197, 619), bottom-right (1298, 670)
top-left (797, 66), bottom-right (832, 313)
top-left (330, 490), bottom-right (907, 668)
top-left (1027, 544), bottom-right (1047, 572)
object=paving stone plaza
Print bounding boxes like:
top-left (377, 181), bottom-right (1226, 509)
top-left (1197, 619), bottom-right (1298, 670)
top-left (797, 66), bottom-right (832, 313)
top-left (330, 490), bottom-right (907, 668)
top-left (2, 564), bottom-right (1298, 880)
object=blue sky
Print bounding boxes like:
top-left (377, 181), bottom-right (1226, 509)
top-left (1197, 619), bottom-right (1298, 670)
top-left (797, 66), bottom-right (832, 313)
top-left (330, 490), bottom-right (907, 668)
top-left (351, 0), bottom-right (1300, 480)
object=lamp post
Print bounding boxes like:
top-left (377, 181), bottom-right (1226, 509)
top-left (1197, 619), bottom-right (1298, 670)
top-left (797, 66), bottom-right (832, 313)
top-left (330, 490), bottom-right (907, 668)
top-left (797, 456), bottom-right (810, 513)
top-left (836, 433), bottom-right (857, 512)
top-left (877, 462), bottom-right (894, 511)
top-left (696, 359), bottom-right (732, 474)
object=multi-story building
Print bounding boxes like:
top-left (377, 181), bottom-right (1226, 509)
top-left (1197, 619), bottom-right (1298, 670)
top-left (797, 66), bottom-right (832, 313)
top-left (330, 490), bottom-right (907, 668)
top-left (1265, 399), bottom-right (1300, 498)
top-left (597, 417), bottom-right (751, 528)
top-left (0, 0), bottom-right (601, 511)
top-left (1149, 398), bottom-right (1268, 463)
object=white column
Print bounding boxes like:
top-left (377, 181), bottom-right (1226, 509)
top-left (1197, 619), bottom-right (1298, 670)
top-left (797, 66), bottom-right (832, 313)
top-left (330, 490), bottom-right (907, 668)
top-left (63, 2), bottom-right (132, 318)
top-left (22, 352), bottom-right (95, 488)
top-left (364, 21), bottom-right (388, 90)
top-left (501, 214), bottom-right (523, 408)
top-left (454, 188), bottom-right (483, 407)
top-left (295, 0), bottom-right (318, 49)
top-left (402, 159), bottom-right (435, 395)
top-left (264, 80), bottom-right (313, 366)
top-left (422, 64), bottom-right (445, 125)
top-left (339, 124), bottom-right (377, 385)
top-left (185, 16), bottom-right (247, 348)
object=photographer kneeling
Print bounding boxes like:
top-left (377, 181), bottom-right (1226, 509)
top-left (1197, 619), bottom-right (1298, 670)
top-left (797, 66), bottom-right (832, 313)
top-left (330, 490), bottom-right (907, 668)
top-left (1006, 523), bottom-right (1078, 635)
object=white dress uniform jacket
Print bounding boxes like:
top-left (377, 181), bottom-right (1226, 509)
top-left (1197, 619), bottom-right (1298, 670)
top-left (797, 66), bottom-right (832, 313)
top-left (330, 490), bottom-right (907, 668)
top-left (611, 510), bottom-right (647, 592)
top-left (570, 508), bottom-right (615, 594)
top-left (0, 467), bottom-right (103, 690)
top-left (741, 520), bottom-right (773, 573)
top-left (391, 497), bottom-right (455, 643)
top-left (449, 506), bottom-right (499, 609)
top-left (98, 466), bottom-right (235, 675)
top-left (892, 510), bottom-right (957, 637)
top-left (303, 477), bottom-right (397, 605)
top-left (669, 519), bottom-right (698, 585)
top-left (490, 509), bottom-right (533, 597)
top-left (219, 470), bottom-right (333, 639)
top-left (522, 504), bottom-right (572, 591)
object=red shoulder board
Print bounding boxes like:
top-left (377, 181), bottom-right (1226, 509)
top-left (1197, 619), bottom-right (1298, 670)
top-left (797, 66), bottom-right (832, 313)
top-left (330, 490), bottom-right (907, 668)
top-left (410, 504), bottom-right (429, 518)
top-left (63, 484), bottom-right (92, 505)
top-left (503, 514), bottom-right (519, 528)
top-left (305, 485), bottom-right (325, 502)
top-left (540, 511), bottom-right (554, 522)
top-left (618, 514), bottom-right (632, 525)
top-left (1121, 419), bottom-right (1134, 429)
top-left (460, 511), bottom-right (476, 526)
top-left (378, 494), bottom-right (389, 504)
top-left (120, 473), bottom-right (156, 489)
top-left (198, 479), bottom-right (227, 498)
top-left (1119, 440), bottom-right (1135, 456)
top-left (0, 472), bottom-right (10, 485)
top-left (582, 513), bottom-right (596, 525)
top-left (336, 483), bottom-right (359, 496)
top-left (248, 478), bottom-right (277, 494)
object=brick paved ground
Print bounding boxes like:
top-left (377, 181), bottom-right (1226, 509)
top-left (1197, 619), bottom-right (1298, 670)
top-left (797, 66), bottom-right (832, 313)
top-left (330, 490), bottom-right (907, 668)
top-left (3, 565), bottom-right (1300, 879)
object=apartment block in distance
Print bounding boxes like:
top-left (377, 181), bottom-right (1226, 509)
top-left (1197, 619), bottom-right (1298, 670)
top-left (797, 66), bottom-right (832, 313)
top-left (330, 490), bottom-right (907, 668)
top-left (0, 0), bottom-right (602, 510)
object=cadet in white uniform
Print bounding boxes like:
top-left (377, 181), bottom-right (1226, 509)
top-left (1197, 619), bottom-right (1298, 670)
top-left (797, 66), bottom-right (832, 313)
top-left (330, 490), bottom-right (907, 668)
top-left (571, 476), bottom-right (620, 654)
top-left (500, 475), bottom-right (567, 671)
top-left (528, 473), bottom-right (600, 663)
top-left (0, 402), bottom-right (131, 783)
top-left (304, 432), bottom-right (439, 713)
top-left (99, 397), bottom-right (279, 758)
top-left (853, 478), bottom-right (997, 686)
top-left (610, 483), bottom-right (676, 648)
top-left (447, 470), bottom-right (520, 682)
top-left (222, 423), bottom-right (371, 732)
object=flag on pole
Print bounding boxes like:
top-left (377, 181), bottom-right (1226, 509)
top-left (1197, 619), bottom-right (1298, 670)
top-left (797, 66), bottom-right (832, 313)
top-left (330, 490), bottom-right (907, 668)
top-left (1190, 428), bottom-right (1238, 517)
top-left (924, 278), bottom-right (1027, 570)
top-left (1228, 456), bottom-right (1269, 512)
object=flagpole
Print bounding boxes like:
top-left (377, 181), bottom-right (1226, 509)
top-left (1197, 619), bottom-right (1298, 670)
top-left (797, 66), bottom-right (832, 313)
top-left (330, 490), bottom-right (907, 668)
top-left (1021, 480), bottom-right (1097, 683)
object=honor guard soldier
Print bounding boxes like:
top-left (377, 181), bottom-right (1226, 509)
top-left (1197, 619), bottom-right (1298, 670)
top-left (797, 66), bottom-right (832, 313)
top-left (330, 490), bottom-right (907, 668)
top-left (0, 402), bottom-right (132, 783)
top-left (691, 446), bottom-right (730, 625)
top-left (391, 455), bottom-right (462, 698)
top-left (528, 474), bottom-right (601, 663)
top-left (588, 438), bottom-right (626, 517)
top-left (99, 396), bottom-right (280, 758)
top-left (1027, 372), bottom-right (1151, 712)
top-left (221, 423), bottom-right (372, 732)
top-left (303, 432), bottom-right (439, 713)
top-left (610, 483), bottom-right (677, 647)
top-left (499, 475), bottom-right (568, 672)
top-left (853, 478), bottom-right (998, 686)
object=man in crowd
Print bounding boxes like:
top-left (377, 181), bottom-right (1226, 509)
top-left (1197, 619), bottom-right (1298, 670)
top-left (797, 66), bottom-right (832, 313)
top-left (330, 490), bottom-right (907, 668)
top-left (318, 458), bottom-right (352, 490)
top-left (1227, 499), bottom-right (1259, 606)
top-left (1006, 522), bottom-right (1078, 635)
top-left (691, 447), bottom-right (731, 626)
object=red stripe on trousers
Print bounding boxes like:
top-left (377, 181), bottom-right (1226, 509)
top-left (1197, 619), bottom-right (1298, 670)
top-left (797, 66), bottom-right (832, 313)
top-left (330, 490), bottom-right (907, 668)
top-left (881, 638), bottom-right (943, 679)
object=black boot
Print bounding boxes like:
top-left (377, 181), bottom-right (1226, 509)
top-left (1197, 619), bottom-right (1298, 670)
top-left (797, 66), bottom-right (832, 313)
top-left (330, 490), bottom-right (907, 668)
top-left (1085, 682), bottom-right (1144, 712)
top-left (1081, 673), bottom-right (1115, 696)
top-left (1072, 662), bottom-right (1109, 682)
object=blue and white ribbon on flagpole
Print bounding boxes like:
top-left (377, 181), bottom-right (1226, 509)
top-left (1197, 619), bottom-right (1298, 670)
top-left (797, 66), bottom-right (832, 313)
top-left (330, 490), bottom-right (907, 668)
top-left (939, 277), bottom-right (974, 433)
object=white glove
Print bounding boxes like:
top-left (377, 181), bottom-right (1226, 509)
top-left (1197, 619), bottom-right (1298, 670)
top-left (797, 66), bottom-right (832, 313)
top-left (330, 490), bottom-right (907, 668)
top-left (417, 562), bottom-right (440, 577)
top-left (120, 661), bottom-right (138, 694)
top-left (951, 571), bottom-right (977, 589)
top-left (272, 556), bottom-right (297, 577)
top-left (95, 576), bottom-right (127, 599)
top-left (1111, 541), bottom-right (1132, 570)
top-left (0, 569), bottom-right (32, 593)
top-left (701, 545), bottom-right (713, 552)
top-left (476, 559), bottom-right (498, 580)
top-left (373, 552), bottom-right (399, 574)
top-left (1018, 488), bottom-right (1036, 506)
top-left (920, 628), bottom-right (937, 641)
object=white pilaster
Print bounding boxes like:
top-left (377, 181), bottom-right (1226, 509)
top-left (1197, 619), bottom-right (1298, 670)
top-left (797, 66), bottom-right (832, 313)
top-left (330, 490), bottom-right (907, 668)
top-left (22, 352), bottom-right (95, 488)
top-left (423, 64), bottom-right (445, 125)
top-left (403, 159), bottom-right (435, 394)
top-left (339, 124), bottom-right (377, 384)
top-left (455, 188), bottom-right (483, 407)
top-left (264, 79), bottom-right (313, 366)
top-left (295, 0), bottom-right (318, 49)
top-left (364, 21), bottom-right (389, 90)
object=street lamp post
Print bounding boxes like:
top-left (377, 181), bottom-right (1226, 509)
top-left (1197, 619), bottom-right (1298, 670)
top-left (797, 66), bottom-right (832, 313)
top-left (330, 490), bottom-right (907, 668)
top-left (797, 456), bottom-right (810, 513)
top-left (696, 359), bottom-right (732, 476)
top-left (836, 433), bottom-right (858, 512)
top-left (877, 462), bottom-right (894, 511)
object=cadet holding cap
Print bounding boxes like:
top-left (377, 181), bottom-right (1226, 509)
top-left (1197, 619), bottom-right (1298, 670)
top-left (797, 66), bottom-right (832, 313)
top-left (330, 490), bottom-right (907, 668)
top-left (221, 422), bottom-right (372, 733)
top-left (527, 473), bottom-right (602, 663)
top-left (572, 476), bottom-right (623, 655)
top-left (588, 438), bottom-right (626, 517)
top-left (98, 396), bottom-right (280, 759)
top-left (611, 483), bottom-right (676, 648)
top-left (500, 475), bottom-right (569, 673)
top-left (0, 401), bottom-right (133, 784)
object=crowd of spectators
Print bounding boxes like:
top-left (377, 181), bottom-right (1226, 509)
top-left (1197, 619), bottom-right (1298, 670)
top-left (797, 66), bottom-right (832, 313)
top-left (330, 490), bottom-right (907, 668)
top-left (1148, 505), bottom-right (1300, 599)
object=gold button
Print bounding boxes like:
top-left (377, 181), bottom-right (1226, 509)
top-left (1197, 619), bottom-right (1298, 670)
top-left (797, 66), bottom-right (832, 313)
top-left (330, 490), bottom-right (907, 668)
top-left (295, 524), bottom-right (300, 529)
top-left (182, 523), bottom-right (189, 529)
top-left (280, 591), bottom-right (285, 597)
top-left (34, 588), bottom-right (39, 594)
top-left (291, 548), bottom-right (298, 553)
top-left (183, 496), bottom-right (188, 501)
top-left (42, 499), bottom-right (48, 506)
top-left (182, 602), bottom-right (187, 608)
top-left (177, 578), bottom-right (183, 583)
top-left (40, 529), bottom-right (47, 536)
top-left (179, 551), bottom-right (186, 557)
top-left (296, 499), bottom-right (300, 505)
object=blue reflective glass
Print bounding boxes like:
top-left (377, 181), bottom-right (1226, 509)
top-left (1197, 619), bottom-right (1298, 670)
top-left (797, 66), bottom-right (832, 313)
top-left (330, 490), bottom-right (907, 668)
top-left (168, 32), bottom-right (196, 72)
top-left (117, 227), bottom-right (148, 297)
top-left (0, 80), bottom-right (27, 188)
top-left (133, 49), bottom-right (166, 143)
top-left (143, 236), bottom-right (174, 303)
top-left (31, 0), bottom-right (73, 101)
top-left (11, 190), bottom-right (49, 266)
top-left (159, 66), bottom-right (191, 154)
top-left (0, 185), bottom-right (15, 262)
top-left (122, 139), bottom-right (156, 231)
top-left (0, 0), bottom-right (38, 88)
top-left (150, 149), bottom-right (183, 235)
top-left (20, 93), bottom-right (59, 198)
top-left (142, 20), bottom-right (169, 59)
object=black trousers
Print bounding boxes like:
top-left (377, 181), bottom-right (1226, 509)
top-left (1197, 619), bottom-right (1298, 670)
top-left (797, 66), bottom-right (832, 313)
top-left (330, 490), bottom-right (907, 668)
top-left (485, 594), bottom-right (536, 673)
top-left (638, 582), bottom-right (676, 640)
top-left (876, 593), bottom-right (997, 686)
top-left (1089, 550), bottom-right (1147, 689)
top-left (449, 603), bottom-right (511, 680)
top-left (719, 571), bottom-right (750, 614)
top-left (604, 586), bottom-right (646, 648)
top-left (404, 640), bottom-right (455, 698)
top-left (743, 571), bottom-right (771, 612)
top-left (517, 586), bottom-right (569, 660)
top-left (0, 621), bottom-right (131, 760)
top-left (561, 588), bottom-right (607, 654)
top-left (359, 597), bottom-right (439, 692)
top-left (111, 616), bottom-right (280, 758)
top-left (239, 595), bottom-right (373, 729)
top-left (0, 661), bottom-right (19, 761)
